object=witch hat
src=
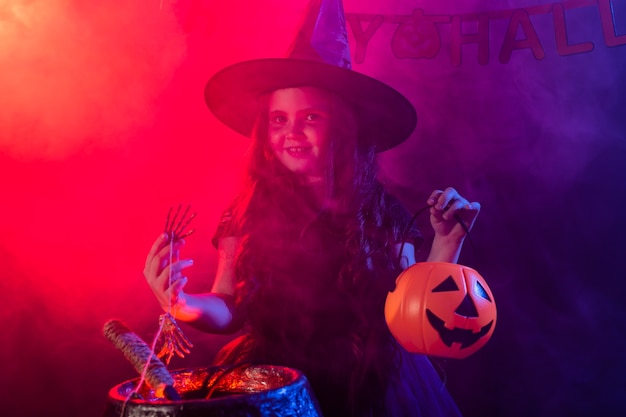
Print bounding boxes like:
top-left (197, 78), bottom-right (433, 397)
top-left (204, 0), bottom-right (416, 152)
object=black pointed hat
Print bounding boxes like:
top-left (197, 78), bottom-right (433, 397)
top-left (204, 0), bottom-right (416, 152)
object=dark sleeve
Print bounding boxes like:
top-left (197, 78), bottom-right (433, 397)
top-left (211, 202), bottom-right (239, 249)
top-left (385, 192), bottom-right (423, 249)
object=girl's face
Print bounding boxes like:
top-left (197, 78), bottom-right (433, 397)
top-left (267, 87), bottom-right (332, 183)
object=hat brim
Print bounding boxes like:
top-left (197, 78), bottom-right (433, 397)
top-left (205, 59), bottom-right (416, 152)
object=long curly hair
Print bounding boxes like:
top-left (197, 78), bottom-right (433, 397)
top-left (226, 89), bottom-right (415, 415)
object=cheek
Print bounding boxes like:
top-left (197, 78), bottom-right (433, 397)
top-left (267, 129), bottom-right (282, 149)
top-left (310, 126), bottom-right (330, 150)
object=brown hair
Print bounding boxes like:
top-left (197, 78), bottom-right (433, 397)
top-left (225, 87), bottom-right (413, 414)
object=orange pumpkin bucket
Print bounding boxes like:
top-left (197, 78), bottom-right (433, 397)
top-left (385, 262), bottom-right (496, 359)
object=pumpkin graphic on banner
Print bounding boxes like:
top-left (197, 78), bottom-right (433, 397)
top-left (385, 262), bottom-right (496, 359)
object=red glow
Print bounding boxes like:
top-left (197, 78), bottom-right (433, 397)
top-left (0, 6), bottom-right (309, 409)
top-left (0, 0), bottom-right (186, 159)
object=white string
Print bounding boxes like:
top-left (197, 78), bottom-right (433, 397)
top-left (167, 233), bottom-right (174, 314)
top-left (120, 234), bottom-right (174, 415)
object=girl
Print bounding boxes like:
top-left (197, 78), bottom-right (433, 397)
top-left (145, 1), bottom-right (479, 415)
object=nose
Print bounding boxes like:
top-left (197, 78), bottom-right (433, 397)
top-left (455, 294), bottom-right (479, 317)
top-left (285, 119), bottom-right (305, 140)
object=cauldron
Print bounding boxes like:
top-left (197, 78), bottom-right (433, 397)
top-left (103, 365), bottom-right (322, 417)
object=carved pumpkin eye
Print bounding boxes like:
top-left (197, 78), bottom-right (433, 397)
top-left (474, 280), bottom-right (492, 302)
top-left (431, 275), bottom-right (458, 292)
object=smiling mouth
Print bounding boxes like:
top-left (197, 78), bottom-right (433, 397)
top-left (426, 309), bottom-right (493, 349)
top-left (285, 147), bottom-right (312, 156)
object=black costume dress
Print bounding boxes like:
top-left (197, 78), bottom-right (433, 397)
top-left (211, 186), bottom-right (462, 417)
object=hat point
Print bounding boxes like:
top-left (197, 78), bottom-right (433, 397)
top-left (286, 0), bottom-right (352, 69)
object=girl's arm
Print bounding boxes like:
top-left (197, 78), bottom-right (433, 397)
top-left (426, 186), bottom-right (480, 263)
top-left (143, 234), bottom-right (243, 334)
top-left (394, 187), bottom-right (480, 266)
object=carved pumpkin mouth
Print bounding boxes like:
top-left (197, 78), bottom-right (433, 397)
top-left (426, 309), bottom-right (493, 349)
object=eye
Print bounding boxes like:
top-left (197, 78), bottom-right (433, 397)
top-left (271, 115), bottom-right (287, 124)
top-left (305, 112), bottom-right (322, 121)
top-left (269, 111), bottom-right (288, 124)
top-left (432, 275), bottom-right (459, 292)
top-left (474, 281), bottom-right (492, 302)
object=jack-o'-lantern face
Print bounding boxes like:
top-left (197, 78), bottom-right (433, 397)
top-left (385, 262), bottom-right (496, 359)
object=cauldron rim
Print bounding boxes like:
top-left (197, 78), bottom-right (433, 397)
top-left (107, 364), bottom-right (305, 404)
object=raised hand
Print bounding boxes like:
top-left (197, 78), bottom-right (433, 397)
top-left (427, 187), bottom-right (480, 243)
top-left (144, 233), bottom-right (193, 311)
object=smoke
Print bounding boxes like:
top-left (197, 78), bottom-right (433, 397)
top-left (0, 0), bottom-right (186, 159)
top-left (346, 0), bottom-right (622, 192)
top-left (345, 0), bottom-right (626, 415)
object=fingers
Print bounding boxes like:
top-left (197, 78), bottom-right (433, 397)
top-left (145, 234), bottom-right (171, 276)
top-left (167, 276), bottom-right (189, 304)
top-left (154, 276), bottom-right (188, 309)
top-left (144, 233), bottom-right (193, 308)
top-left (464, 201), bottom-right (481, 213)
top-left (154, 239), bottom-right (185, 274)
top-left (428, 187), bottom-right (462, 219)
top-left (151, 267), bottom-right (190, 308)
top-left (161, 259), bottom-right (194, 281)
top-left (145, 236), bottom-right (186, 281)
top-left (148, 233), bottom-right (169, 258)
top-left (452, 201), bottom-right (481, 230)
top-left (427, 187), bottom-right (480, 222)
top-left (428, 187), bottom-right (461, 209)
